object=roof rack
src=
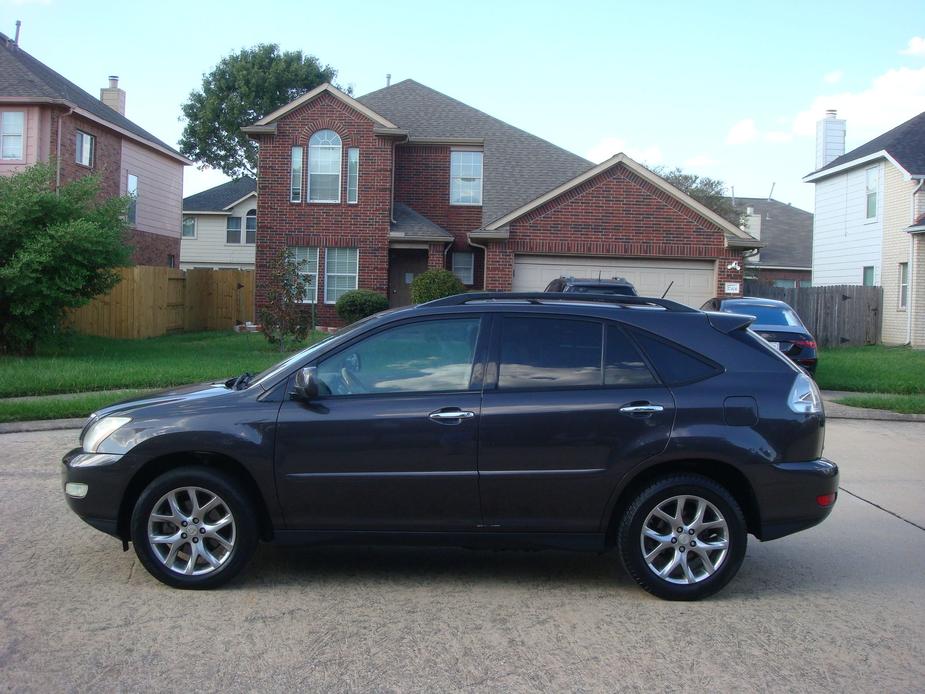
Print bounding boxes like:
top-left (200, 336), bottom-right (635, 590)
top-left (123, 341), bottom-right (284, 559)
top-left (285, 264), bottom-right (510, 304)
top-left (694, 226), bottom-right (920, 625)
top-left (423, 292), bottom-right (697, 312)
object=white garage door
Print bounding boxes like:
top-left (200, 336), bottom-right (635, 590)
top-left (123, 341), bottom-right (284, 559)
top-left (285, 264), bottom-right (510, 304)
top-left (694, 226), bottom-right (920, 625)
top-left (512, 255), bottom-right (717, 308)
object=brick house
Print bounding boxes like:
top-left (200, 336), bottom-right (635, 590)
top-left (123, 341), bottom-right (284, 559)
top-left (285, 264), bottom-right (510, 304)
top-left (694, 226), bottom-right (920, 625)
top-left (245, 80), bottom-right (758, 323)
top-left (0, 32), bottom-right (189, 266)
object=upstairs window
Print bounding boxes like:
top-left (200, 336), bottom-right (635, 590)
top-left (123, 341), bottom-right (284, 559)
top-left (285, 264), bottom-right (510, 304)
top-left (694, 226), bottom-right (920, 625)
top-left (0, 111), bottom-right (24, 160)
top-left (290, 146), bottom-right (303, 202)
top-left (126, 174), bottom-right (138, 224)
top-left (226, 217), bottom-right (241, 244)
top-left (308, 130), bottom-right (342, 203)
top-left (245, 209), bottom-right (257, 244)
top-left (347, 147), bottom-right (359, 204)
top-left (865, 167), bottom-right (878, 219)
top-left (76, 130), bottom-right (95, 167)
top-left (450, 150), bottom-right (483, 205)
top-left (182, 216), bottom-right (196, 239)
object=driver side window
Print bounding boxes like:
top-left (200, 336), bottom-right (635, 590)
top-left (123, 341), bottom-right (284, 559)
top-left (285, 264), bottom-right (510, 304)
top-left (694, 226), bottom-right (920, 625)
top-left (316, 318), bottom-right (482, 396)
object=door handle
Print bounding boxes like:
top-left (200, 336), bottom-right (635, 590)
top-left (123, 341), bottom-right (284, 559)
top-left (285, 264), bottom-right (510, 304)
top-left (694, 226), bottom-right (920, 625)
top-left (619, 404), bottom-right (664, 414)
top-left (428, 409), bottom-right (475, 423)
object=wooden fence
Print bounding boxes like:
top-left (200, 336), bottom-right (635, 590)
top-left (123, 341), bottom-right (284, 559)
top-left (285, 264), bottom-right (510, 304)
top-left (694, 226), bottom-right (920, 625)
top-left (67, 266), bottom-right (256, 339)
top-left (744, 282), bottom-right (882, 347)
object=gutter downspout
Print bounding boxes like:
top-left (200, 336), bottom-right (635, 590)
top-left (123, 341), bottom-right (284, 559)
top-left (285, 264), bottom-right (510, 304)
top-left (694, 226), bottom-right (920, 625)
top-left (55, 107), bottom-right (75, 191)
top-left (468, 236), bottom-right (490, 291)
top-left (908, 178), bottom-right (924, 344)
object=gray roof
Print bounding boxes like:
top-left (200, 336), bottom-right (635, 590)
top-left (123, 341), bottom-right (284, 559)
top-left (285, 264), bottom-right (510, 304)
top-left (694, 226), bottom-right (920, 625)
top-left (357, 79), bottom-right (592, 227)
top-left (733, 197), bottom-right (812, 268)
top-left (390, 203), bottom-right (453, 240)
top-left (811, 111), bottom-right (925, 177)
top-left (183, 177), bottom-right (257, 212)
top-left (0, 33), bottom-right (182, 158)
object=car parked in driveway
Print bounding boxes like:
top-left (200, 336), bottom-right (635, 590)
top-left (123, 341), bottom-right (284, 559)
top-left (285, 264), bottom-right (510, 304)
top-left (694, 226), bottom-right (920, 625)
top-left (701, 297), bottom-right (818, 374)
top-left (62, 293), bottom-right (837, 600)
top-left (544, 276), bottom-right (637, 295)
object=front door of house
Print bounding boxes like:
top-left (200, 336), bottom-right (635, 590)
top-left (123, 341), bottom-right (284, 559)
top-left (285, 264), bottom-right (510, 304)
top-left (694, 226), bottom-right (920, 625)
top-left (389, 249), bottom-right (429, 307)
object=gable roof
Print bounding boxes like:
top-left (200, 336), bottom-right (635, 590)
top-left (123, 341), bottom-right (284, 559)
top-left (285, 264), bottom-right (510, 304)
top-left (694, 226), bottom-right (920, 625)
top-left (805, 111), bottom-right (925, 181)
top-left (0, 34), bottom-right (188, 164)
top-left (733, 197), bottom-right (812, 268)
top-left (183, 177), bottom-right (257, 212)
top-left (250, 83), bottom-right (399, 130)
top-left (357, 79), bottom-right (593, 227)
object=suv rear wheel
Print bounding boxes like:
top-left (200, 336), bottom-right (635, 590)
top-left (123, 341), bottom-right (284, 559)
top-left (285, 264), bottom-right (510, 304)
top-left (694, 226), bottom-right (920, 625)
top-left (130, 467), bottom-right (257, 589)
top-left (618, 474), bottom-right (747, 600)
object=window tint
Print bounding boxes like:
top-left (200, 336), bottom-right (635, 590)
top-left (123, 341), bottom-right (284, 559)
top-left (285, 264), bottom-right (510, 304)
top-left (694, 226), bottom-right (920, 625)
top-left (605, 326), bottom-right (657, 385)
top-left (499, 317), bottom-right (602, 389)
top-left (316, 318), bottom-right (481, 396)
top-left (630, 330), bottom-right (719, 385)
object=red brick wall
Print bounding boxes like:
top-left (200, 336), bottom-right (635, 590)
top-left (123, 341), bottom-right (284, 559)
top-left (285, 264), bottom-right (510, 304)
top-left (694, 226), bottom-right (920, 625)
top-left (752, 268), bottom-right (812, 284)
top-left (255, 92), bottom-right (394, 325)
top-left (484, 164), bottom-right (745, 296)
top-left (130, 228), bottom-right (180, 266)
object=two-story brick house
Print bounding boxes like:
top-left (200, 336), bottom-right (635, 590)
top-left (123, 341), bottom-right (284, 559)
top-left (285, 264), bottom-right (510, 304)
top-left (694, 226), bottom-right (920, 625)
top-left (805, 110), bottom-right (925, 346)
top-left (0, 32), bottom-right (189, 266)
top-left (246, 80), bottom-right (758, 324)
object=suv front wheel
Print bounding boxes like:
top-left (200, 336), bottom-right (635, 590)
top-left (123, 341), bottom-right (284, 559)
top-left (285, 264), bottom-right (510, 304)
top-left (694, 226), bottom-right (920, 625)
top-left (618, 474), bottom-right (747, 600)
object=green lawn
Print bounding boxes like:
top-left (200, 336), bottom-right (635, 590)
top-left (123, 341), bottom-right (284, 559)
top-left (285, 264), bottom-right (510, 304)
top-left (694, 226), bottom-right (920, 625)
top-left (834, 393), bottom-right (925, 415)
top-left (0, 390), bottom-right (156, 422)
top-left (0, 331), bottom-right (326, 398)
top-left (815, 345), bottom-right (925, 395)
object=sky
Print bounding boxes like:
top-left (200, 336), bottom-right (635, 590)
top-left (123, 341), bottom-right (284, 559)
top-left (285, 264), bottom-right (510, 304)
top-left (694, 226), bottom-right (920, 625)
top-left (3, 0), bottom-right (924, 212)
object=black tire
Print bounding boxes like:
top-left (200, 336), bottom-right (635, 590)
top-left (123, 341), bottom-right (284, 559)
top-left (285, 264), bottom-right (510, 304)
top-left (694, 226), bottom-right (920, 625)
top-left (617, 474), bottom-right (747, 600)
top-left (130, 466), bottom-right (258, 589)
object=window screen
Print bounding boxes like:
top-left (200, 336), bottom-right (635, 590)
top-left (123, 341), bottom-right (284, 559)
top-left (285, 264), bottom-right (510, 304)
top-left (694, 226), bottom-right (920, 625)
top-left (499, 317), bottom-right (602, 389)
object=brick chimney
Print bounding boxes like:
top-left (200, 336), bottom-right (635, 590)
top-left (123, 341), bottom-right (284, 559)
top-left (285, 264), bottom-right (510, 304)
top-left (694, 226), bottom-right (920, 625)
top-left (815, 109), bottom-right (845, 169)
top-left (100, 76), bottom-right (126, 115)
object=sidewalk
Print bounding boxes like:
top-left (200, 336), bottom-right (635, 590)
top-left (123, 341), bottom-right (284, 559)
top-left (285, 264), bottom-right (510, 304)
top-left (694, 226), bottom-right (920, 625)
top-left (821, 390), bottom-right (925, 422)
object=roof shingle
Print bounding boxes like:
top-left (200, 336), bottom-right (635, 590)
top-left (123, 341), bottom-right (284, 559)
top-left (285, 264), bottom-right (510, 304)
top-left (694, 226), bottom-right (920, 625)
top-left (183, 177), bottom-right (256, 212)
top-left (733, 197), bottom-right (812, 268)
top-left (811, 111), bottom-right (925, 177)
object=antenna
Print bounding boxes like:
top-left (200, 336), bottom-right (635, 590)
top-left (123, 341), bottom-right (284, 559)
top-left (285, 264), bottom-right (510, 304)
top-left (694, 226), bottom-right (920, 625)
top-left (661, 281), bottom-right (674, 298)
top-left (767, 182), bottom-right (775, 201)
top-left (14, 20), bottom-right (21, 46)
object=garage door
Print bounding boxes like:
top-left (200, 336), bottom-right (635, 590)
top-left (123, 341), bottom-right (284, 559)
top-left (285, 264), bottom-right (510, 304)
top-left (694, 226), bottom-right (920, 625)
top-left (512, 256), bottom-right (717, 308)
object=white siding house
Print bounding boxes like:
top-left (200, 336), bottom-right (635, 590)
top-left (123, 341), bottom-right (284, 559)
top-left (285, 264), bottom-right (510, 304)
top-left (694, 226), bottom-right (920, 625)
top-left (180, 178), bottom-right (257, 270)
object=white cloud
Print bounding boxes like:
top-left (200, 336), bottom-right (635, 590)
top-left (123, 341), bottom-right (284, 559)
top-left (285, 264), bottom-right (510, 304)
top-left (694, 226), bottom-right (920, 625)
top-left (823, 70), bottom-right (843, 84)
top-left (725, 118), bottom-right (758, 145)
top-left (585, 137), bottom-right (662, 166)
top-left (901, 36), bottom-right (925, 56)
top-left (684, 154), bottom-right (718, 168)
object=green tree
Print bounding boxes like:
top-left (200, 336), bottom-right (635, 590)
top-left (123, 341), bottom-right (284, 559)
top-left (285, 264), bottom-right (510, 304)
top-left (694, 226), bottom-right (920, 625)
top-left (0, 163), bottom-right (131, 355)
top-left (179, 44), bottom-right (340, 178)
top-left (259, 248), bottom-right (310, 351)
top-left (410, 269), bottom-right (466, 304)
top-left (650, 166), bottom-right (743, 227)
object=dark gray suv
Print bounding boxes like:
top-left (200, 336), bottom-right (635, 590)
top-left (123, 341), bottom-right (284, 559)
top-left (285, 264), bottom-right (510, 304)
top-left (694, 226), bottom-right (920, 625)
top-left (62, 293), bottom-right (837, 600)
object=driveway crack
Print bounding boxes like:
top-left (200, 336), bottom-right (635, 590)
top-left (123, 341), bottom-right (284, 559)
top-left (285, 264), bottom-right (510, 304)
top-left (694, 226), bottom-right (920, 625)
top-left (839, 486), bottom-right (925, 532)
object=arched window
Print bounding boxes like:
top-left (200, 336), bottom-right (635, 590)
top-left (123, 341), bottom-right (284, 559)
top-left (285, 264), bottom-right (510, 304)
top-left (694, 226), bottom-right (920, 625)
top-left (245, 208), bottom-right (257, 244)
top-left (308, 129), bottom-right (342, 202)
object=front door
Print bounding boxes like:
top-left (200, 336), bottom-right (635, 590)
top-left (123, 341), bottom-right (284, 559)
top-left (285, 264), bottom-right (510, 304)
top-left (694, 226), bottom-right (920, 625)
top-left (275, 315), bottom-right (488, 530)
top-left (477, 315), bottom-right (675, 531)
top-left (389, 249), bottom-right (429, 307)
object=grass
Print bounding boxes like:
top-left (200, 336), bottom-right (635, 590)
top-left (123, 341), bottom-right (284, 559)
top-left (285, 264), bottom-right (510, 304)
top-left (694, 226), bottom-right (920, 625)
top-left (0, 331), bottom-right (326, 398)
top-left (834, 394), bottom-right (925, 415)
top-left (0, 390), bottom-right (155, 422)
top-left (814, 345), bottom-right (925, 395)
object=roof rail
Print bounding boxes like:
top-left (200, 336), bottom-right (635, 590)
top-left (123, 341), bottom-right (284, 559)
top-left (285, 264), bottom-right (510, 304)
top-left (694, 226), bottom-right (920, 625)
top-left (423, 292), bottom-right (697, 312)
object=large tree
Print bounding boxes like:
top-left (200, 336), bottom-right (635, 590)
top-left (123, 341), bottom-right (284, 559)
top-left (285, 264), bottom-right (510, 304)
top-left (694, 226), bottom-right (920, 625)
top-left (650, 166), bottom-right (743, 227)
top-left (0, 164), bottom-right (131, 354)
top-left (179, 44), bottom-right (340, 178)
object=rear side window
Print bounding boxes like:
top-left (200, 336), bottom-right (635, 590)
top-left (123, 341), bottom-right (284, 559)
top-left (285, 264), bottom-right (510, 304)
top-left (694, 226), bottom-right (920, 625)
top-left (499, 317), bottom-right (602, 389)
top-left (605, 325), bottom-right (657, 385)
top-left (630, 330), bottom-right (721, 385)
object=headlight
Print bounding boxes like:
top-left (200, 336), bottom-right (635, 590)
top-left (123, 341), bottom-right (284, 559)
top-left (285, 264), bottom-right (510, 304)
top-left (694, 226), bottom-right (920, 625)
top-left (787, 373), bottom-right (823, 414)
top-left (82, 416), bottom-right (132, 453)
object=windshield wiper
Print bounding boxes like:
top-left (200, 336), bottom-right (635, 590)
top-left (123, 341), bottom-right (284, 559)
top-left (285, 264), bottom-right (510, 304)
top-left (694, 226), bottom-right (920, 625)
top-left (225, 372), bottom-right (252, 390)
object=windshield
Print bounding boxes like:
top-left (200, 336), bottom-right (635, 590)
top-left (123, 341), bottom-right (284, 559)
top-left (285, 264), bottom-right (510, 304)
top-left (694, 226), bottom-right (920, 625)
top-left (722, 302), bottom-right (802, 327)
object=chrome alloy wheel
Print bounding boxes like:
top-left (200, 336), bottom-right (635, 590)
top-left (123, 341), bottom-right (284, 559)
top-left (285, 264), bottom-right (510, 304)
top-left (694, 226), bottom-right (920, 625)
top-left (640, 495), bottom-right (730, 585)
top-left (147, 487), bottom-right (236, 576)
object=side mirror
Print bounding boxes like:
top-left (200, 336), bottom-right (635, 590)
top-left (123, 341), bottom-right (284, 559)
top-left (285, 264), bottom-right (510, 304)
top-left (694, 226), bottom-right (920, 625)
top-left (293, 366), bottom-right (319, 402)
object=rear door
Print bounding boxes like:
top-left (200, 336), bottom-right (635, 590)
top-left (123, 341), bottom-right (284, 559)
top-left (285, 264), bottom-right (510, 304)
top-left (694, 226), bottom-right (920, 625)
top-left (476, 315), bottom-right (675, 532)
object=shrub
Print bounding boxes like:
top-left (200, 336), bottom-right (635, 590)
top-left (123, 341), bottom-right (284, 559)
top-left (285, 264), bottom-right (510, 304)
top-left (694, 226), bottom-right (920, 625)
top-left (410, 268), bottom-right (466, 303)
top-left (259, 247), bottom-right (310, 351)
top-left (336, 289), bottom-right (389, 324)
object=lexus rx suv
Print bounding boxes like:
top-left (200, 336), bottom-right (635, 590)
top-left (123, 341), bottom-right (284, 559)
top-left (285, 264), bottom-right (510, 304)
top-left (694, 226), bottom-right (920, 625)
top-left (62, 293), bottom-right (837, 600)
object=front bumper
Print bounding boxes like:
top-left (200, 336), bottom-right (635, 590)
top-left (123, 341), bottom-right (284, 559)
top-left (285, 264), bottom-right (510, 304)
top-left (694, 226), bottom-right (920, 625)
top-left (62, 447), bottom-right (128, 539)
top-left (752, 458), bottom-right (839, 541)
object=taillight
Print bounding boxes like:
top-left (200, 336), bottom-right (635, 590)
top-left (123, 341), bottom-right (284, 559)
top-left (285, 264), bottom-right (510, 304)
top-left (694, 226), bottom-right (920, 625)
top-left (817, 493), bottom-right (837, 507)
top-left (793, 339), bottom-right (816, 349)
top-left (788, 372), bottom-right (823, 414)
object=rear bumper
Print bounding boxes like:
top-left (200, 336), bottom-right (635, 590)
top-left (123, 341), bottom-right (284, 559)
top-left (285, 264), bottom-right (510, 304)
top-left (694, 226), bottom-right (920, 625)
top-left (62, 447), bottom-right (127, 539)
top-left (753, 458), bottom-right (839, 541)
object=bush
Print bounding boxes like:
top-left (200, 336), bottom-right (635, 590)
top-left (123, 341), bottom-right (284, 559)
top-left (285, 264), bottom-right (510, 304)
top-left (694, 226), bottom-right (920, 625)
top-left (259, 248), bottom-right (310, 351)
top-left (336, 289), bottom-right (389, 324)
top-left (410, 269), bottom-right (466, 303)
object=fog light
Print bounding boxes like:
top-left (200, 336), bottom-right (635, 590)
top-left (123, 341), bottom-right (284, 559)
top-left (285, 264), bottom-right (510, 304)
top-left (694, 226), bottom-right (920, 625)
top-left (816, 492), bottom-right (836, 507)
top-left (65, 482), bottom-right (88, 499)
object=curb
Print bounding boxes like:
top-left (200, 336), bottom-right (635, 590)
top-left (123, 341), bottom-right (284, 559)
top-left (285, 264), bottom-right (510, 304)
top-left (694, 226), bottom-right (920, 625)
top-left (0, 418), bottom-right (85, 434)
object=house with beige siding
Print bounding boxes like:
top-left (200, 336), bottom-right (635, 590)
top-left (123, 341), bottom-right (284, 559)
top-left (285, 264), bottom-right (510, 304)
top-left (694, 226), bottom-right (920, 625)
top-left (0, 32), bottom-right (189, 266)
top-left (805, 110), bottom-right (925, 346)
top-left (180, 177), bottom-right (257, 269)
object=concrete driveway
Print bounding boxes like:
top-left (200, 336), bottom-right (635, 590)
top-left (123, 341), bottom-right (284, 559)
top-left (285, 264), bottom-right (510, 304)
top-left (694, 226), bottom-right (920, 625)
top-left (1, 420), bottom-right (924, 692)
